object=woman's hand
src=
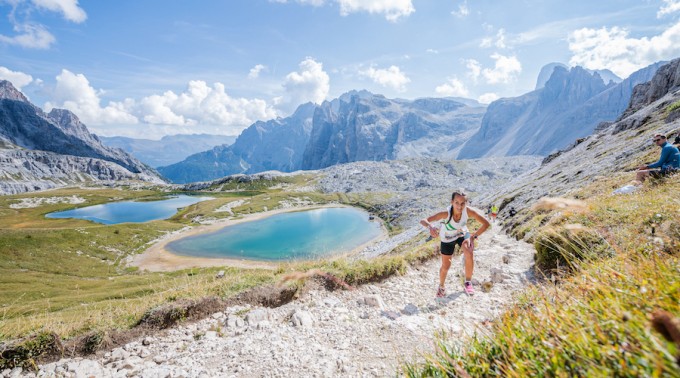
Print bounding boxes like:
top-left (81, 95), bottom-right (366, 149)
top-left (429, 225), bottom-right (439, 238)
top-left (463, 235), bottom-right (476, 250)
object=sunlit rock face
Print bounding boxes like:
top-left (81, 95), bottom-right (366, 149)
top-left (0, 80), bottom-right (165, 194)
top-left (458, 62), bottom-right (663, 159)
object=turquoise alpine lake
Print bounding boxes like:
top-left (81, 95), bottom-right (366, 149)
top-left (45, 195), bottom-right (212, 225)
top-left (166, 207), bottom-right (383, 261)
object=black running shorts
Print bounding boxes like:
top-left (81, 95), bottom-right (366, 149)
top-left (440, 237), bottom-right (465, 256)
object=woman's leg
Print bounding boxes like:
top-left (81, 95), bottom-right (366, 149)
top-left (439, 254), bottom-right (452, 287)
top-left (462, 243), bottom-right (474, 281)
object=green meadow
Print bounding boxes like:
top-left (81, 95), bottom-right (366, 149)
top-left (0, 176), bottom-right (414, 345)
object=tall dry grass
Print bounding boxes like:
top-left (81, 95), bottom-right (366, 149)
top-left (405, 177), bottom-right (680, 377)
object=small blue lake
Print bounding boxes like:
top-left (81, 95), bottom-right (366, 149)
top-left (166, 207), bottom-right (382, 261)
top-left (45, 195), bottom-right (211, 225)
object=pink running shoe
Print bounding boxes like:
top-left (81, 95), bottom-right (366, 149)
top-left (464, 281), bottom-right (475, 296)
top-left (436, 286), bottom-right (446, 298)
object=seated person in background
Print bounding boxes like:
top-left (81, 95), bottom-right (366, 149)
top-left (635, 134), bottom-right (680, 184)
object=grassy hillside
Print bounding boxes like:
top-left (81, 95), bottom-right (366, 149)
top-left (0, 188), bottom-right (272, 340)
top-left (405, 165), bottom-right (679, 376)
top-left (0, 177), bottom-right (431, 367)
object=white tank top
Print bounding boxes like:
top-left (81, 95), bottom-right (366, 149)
top-left (439, 205), bottom-right (470, 243)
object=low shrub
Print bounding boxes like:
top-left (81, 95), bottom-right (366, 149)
top-left (533, 225), bottom-right (614, 274)
top-left (0, 332), bottom-right (62, 370)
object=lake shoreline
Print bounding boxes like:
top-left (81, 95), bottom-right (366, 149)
top-left (130, 204), bottom-right (388, 272)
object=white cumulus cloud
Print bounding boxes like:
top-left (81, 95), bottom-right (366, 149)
top-left (465, 59), bottom-right (481, 82)
top-left (283, 57), bottom-right (330, 106)
top-left (658, 0), bottom-right (680, 18)
top-left (480, 53), bottom-right (522, 84)
top-left (480, 29), bottom-right (507, 49)
top-left (272, 0), bottom-right (414, 21)
top-left (0, 66), bottom-right (34, 89)
top-left (480, 38), bottom-right (492, 48)
top-left (435, 78), bottom-right (468, 97)
top-left (336, 0), bottom-right (415, 21)
top-left (360, 65), bottom-right (410, 92)
top-left (568, 21), bottom-right (680, 78)
top-left (31, 0), bottom-right (87, 23)
top-left (478, 92), bottom-right (499, 104)
top-left (0, 0), bottom-right (86, 49)
top-left (45, 69), bottom-right (138, 125)
top-left (0, 23), bottom-right (55, 49)
top-left (44, 70), bottom-right (278, 136)
top-left (248, 64), bottom-right (267, 79)
top-left (136, 81), bottom-right (277, 129)
top-left (451, 1), bottom-right (469, 18)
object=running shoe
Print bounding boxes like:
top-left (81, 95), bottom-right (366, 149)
top-left (464, 281), bottom-right (475, 296)
top-left (436, 286), bottom-right (446, 298)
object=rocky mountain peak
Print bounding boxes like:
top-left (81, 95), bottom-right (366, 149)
top-left (0, 83), bottom-right (165, 193)
top-left (0, 80), bottom-right (30, 102)
top-left (535, 62), bottom-right (568, 89)
top-left (621, 58), bottom-right (680, 119)
top-left (48, 108), bottom-right (81, 126)
top-left (338, 89), bottom-right (376, 103)
top-left (47, 108), bottom-right (98, 142)
top-left (458, 61), bottom-right (663, 159)
top-left (540, 66), bottom-right (610, 108)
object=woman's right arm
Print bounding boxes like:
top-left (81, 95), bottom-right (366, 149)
top-left (421, 212), bottom-right (446, 238)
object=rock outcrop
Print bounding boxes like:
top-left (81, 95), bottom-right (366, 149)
top-left (620, 58), bottom-right (680, 120)
top-left (0, 147), bottom-right (163, 195)
top-left (0, 80), bottom-right (165, 194)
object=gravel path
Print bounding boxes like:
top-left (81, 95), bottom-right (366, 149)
top-left (27, 226), bottom-right (535, 378)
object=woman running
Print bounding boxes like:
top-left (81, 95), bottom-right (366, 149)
top-left (420, 190), bottom-right (490, 297)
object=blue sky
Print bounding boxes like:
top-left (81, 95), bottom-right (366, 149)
top-left (1, 0), bottom-right (679, 139)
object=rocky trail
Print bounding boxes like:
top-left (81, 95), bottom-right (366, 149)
top-left (27, 226), bottom-right (536, 378)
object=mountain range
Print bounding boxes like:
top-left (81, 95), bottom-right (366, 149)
top-left (158, 91), bottom-right (486, 183)
top-left (0, 59), bottom-right (669, 190)
top-left (457, 62), bottom-right (664, 158)
top-left (159, 62), bottom-right (664, 184)
top-left (100, 134), bottom-right (236, 168)
top-left (0, 80), bottom-right (165, 194)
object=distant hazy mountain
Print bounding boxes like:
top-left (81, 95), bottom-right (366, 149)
top-left (535, 63), bottom-right (568, 90)
top-left (535, 63), bottom-right (621, 90)
top-left (458, 62), bottom-right (662, 159)
top-left (158, 102), bottom-right (317, 183)
top-left (588, 68), bottom-right (622, 85)
top-left (100, 134), bottom-right (236, 167)
top-left (0, 80), bottom-right (165, 194)
top-left (159, 91), bottom-right (486, 183)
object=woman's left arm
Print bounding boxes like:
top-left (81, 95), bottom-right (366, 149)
top-left (467, 207), bottom-right (491, 239)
